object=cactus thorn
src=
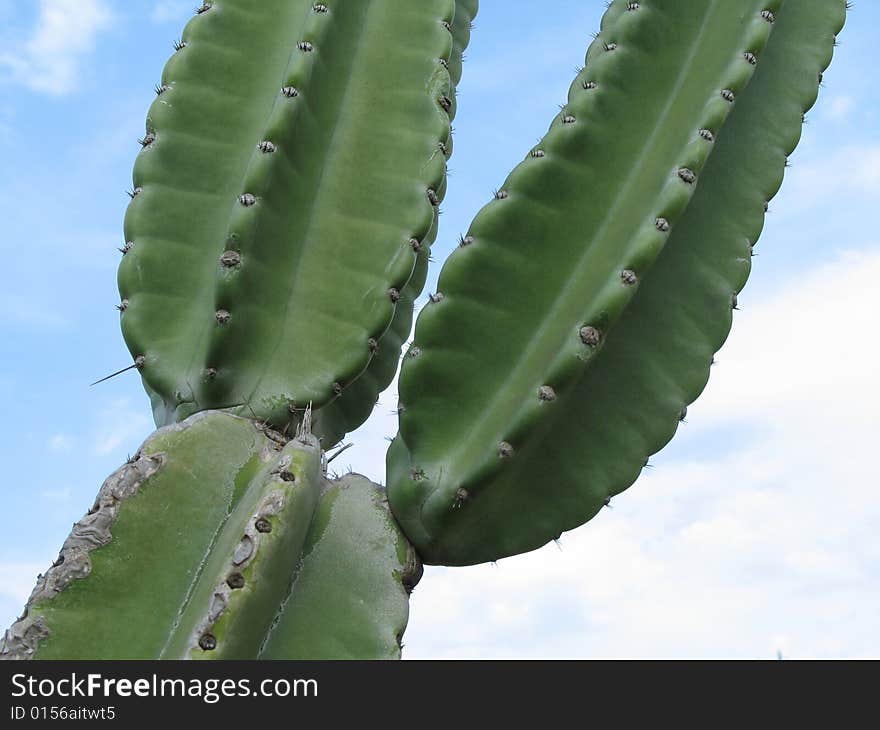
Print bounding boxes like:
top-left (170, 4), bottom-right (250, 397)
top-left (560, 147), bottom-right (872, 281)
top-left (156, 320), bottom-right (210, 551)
top-left (326, 443), bottom-right (354, 464)
top-left (90, 355), bottom-right (145, 387)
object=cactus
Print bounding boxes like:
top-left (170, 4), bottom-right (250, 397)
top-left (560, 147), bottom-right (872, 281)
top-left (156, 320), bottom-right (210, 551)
top-left (388, 0), bottom-right (847, 565)
top-left (3, 0), bottom-right (848, 658)
top-left (1, 412), bottom-right (418, 660)
top-left (120, 0), bottom-right (461, 445)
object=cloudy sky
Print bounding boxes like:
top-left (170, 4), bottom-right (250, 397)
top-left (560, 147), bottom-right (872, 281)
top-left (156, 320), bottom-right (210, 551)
top-left (0, 1), bottom-right (876, 658)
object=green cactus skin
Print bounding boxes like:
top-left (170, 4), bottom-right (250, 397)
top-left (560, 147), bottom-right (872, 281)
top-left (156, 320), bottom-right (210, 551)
top-left (312, 1), bottom-right (479, 448)
top-left (260, 475), bottom-right (422, 660)
top-left (1, 412), bottom-right (283, 659)
top-left (119, 0), bottom-right (458, 443)
top-left (162, 420), bottom-right (323, 660)
top-left (1, 412), bottom-right (418, 660)
top-left (449, 0), bottom-right (479, 89)
top-left (388, 0), bottom-right (844, 566)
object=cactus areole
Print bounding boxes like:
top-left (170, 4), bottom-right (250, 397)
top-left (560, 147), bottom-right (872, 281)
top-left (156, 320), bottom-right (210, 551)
top-left (2, 0), bottom-right (846, 659)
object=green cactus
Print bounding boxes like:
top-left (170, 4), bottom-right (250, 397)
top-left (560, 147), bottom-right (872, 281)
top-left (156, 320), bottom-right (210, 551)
top-left (388, 0), bottom-right (846, 565)
top-left (1, 412), bottom-right (418, 660)
top-left (3, 0), bottom-right (848, 658)
top-left (120, 0), bottom-right (461, 445)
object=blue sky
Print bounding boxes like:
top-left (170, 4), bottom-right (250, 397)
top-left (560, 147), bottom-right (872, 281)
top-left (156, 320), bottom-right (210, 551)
top-left (1, 1), bottom-right (877, 658)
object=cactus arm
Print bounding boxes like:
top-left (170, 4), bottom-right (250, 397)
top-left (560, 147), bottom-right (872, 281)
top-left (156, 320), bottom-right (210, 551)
top-left (1, 413), bottom-right (280, 659)
top-left (389, 0), bottom-right (846, 565)
top-left (311, 2), bottom-right (479, 448)
top-left (119, 1), bottom-right (458, 439)
top-left (160, 423), bottom-right (323, 660)
top-left (1, 412), bottom-right (422, 660)
top-left (388, 0), bottom-right (781, 562)
top-left (449, 0), bottom-right (479, 88)
top-left (259, 475), bottom-right (421, 660)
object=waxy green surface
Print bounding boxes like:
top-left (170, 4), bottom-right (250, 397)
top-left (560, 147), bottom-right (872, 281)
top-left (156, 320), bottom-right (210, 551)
top-left (312, 1), bottom-right (480, 448)
top-left (9, 412), bottom-right (288, 659)
top-left (260, 475), bottom-right (420, 660)
top-left (119, 0), bottom-right (457, 443)
top-left (4, 412), bottom-right (416, 660)
top-left (389, 0), bottom-right (844, 565)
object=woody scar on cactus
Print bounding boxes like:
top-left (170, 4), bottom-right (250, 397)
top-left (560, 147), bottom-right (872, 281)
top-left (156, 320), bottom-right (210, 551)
top-left (1, 0), bottom-right (847, 659)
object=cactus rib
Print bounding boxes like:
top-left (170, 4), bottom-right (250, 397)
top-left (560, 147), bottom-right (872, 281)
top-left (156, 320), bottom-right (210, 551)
top-left (2, 412), bottom-right (418, 659)
top-left (120, 0), bottom-right (458, 441)
top-left (311, 1), bottom-right (480, 447)
top-left (387, 0), bottom-right (818, 564)
top-left (259, 475), bottom-right (422, 660)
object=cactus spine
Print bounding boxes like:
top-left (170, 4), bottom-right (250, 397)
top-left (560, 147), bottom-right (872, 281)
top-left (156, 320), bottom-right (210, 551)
top-left (4, 0), bottom-right (849, 658)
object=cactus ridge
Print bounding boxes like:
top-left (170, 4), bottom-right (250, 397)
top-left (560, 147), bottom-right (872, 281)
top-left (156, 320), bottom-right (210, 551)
top-left (311, 1), bottom-right (480, 448)
top-left (260, 474), bottom-right (422, 660)
top-left (2, 412), bottom-right (418, 659)
top-left (389, 0), bottom-right (784, 562)
top-left (162, 417), bottom-right (324, 660)
top-left (391, 0), bottom-right (847, 565)
top-left (119, 0), bottom-right (458, 440)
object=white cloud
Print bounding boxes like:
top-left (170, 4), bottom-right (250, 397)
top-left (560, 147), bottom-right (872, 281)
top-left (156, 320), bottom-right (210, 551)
top-left (403, 249), bottom-right (880, 658)
top-left (0, 0), bottom-right (112, 95)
